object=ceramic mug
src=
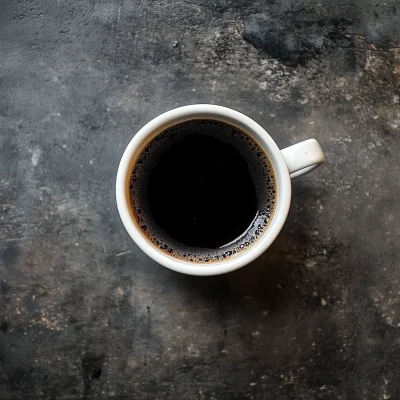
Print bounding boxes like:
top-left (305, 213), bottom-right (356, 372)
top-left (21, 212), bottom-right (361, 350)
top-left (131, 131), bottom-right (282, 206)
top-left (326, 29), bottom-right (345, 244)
top-left (116, 105), bottom-right (325, 276)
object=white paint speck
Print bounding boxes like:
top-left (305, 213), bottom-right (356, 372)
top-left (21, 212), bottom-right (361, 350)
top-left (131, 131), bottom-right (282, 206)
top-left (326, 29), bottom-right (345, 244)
top-left (251, 331), bottom-right (260, 336)
top-left (116, 250), bottom-right (131, 257)
top-left (259, 81), bottom-right (267, 90)
top-left (298, 98), bottom-right (309, 105)
top-left (345, 94), bottom-right (353, 101)
top-left (250, 382), bottom-right (257, 386)
top-left (321, 298), bottom-right (327, 306)
top-left (31, 147), bottom-right (41, 167)
top-left (306, 260), bottom-right (317, 269)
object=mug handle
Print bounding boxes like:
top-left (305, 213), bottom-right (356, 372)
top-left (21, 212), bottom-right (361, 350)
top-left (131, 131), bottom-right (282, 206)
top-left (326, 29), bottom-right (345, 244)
top-left (281, 139), bottom-right (325, 179)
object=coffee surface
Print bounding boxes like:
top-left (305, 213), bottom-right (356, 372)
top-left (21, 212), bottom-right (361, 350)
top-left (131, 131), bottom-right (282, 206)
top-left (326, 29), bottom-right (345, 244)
top-left (148, 133), bottom-right (258, 248)
top-left (129, 119), bottom-right (276, 262)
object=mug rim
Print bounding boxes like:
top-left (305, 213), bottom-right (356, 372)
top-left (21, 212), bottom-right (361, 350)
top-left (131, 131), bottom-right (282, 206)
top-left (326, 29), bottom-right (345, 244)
top-left (116, 104), bottom-right (291, 276)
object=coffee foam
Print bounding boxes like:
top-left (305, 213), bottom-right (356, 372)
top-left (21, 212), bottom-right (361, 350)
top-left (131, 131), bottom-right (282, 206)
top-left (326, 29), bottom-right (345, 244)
top-left (129, 119), bottom-right (276, 263)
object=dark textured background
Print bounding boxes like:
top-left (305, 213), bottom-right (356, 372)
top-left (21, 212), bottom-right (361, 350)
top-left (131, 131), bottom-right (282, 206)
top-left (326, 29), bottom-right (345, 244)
top-left (1, 0), bottom-right (400, 399)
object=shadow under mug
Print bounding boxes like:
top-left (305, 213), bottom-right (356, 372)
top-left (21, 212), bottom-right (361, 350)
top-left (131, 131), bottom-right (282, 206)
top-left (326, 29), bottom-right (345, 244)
top-left (116, 105), bottom-right (325, 276)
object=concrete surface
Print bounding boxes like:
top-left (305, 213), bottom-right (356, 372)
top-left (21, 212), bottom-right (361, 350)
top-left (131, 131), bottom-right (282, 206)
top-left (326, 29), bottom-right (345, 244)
top-left (1, 0), bottom-right (400, 399)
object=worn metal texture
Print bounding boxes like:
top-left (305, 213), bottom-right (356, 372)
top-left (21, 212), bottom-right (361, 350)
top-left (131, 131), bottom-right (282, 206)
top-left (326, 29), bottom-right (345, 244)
top-left (1, 0), bottom-right (400, 399)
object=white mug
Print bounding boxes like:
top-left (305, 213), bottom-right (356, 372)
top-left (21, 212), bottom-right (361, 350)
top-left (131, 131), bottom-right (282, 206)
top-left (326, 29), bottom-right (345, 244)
top-left (116, 105), bottom-right (325, 276)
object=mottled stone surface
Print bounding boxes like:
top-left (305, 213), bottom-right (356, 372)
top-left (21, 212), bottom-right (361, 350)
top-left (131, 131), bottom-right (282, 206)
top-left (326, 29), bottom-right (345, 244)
top-left (1, 0), bottom-right (400, 399)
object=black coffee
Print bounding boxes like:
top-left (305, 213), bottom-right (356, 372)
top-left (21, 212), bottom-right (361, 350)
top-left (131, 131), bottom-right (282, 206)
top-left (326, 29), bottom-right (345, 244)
top-left (129, 119), bottom-right (276, 262)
